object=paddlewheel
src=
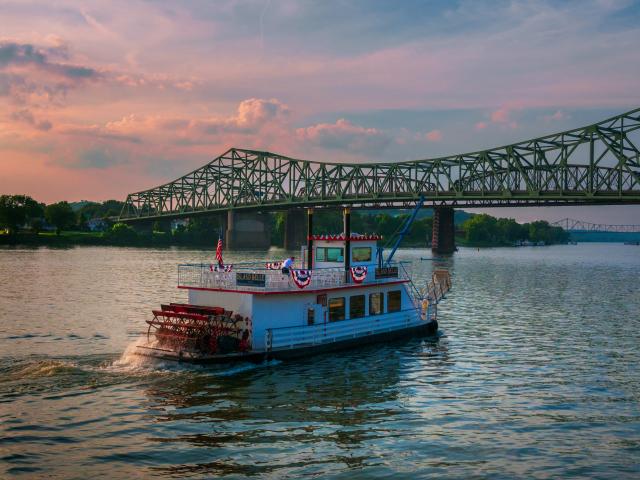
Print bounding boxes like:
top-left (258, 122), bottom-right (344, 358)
top-left (145, 303), bottom-right (251, 355)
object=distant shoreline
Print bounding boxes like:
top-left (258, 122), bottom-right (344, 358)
top-left (0, 232), bottom-right (593, 249)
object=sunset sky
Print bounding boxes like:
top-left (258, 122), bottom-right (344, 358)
top-left (1, 0), bottom-right (639, 223)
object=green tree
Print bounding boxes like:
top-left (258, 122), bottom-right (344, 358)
top-left (105, 223), bottom-right (139, 244)
top-left (0, 195), bottom-right (43, 234)
top-left (45, 201), bottom-right (76, 235)
top-left (463, 214), bottom-right (497, 243)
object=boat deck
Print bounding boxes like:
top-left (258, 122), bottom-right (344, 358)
top-left (177, 262), bottom-right (413, 293)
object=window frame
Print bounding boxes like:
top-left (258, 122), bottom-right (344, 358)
top-left (387, 290), bottom-right (402, 313)
top-left (328, 297), bottom-right (346, 322)
top-left (369, 292), bottom-right (384, 316)
top-left (315, 246), bottom-right (344, 263)
top-left (349, 294), bottom-right (366, 319)
top-left (351, 246), bottom-right (372, 262)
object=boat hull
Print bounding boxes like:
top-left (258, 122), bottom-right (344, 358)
top-left (135, 319), bottom-right (439, 364)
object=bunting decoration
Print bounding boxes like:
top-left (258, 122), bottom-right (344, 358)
top-left (291, 269), bottom-right (312, 289)
top-left (350, 266), bottom-right (368, 283)
top-left (265, 261), bottom-right (282, 270)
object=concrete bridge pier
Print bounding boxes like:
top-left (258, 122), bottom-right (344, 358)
top-left (432, 206), bottom-right (456, 254)
top-left (153, 219), bottom-right (172, 233)
top-left (283, 210), bottom-right (306, 250)
top-left (225, 210), bottom-right (271, 250)
top-left (131, 220), bottom-right (154, 235)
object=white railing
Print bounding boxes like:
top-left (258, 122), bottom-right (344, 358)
top-left (422, 269), bottom-right (452, 303)
top-left (265, 308), bottom-right (425, 351)
top-left (178, 262), bottom-right (411, 292)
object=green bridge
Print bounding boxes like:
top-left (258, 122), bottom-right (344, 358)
top-left (119, 108), bottom-right (640, 252)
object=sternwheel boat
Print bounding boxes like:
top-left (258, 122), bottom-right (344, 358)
top-left (136, 207), bottom-right (451, 364)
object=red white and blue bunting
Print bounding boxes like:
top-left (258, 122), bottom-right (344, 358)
top-left (265, 261), bottom-right (282, 270)
top-left (350, 266), bottom-right (368, 283)
top-left (210, 264), bottom-right (233, 272)
top-left (291, 269), bottom-right (312, 289)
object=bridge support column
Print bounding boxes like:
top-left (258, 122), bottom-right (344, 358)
top-left (283, 210), bottom-right (306, 250)
top-left (432, 206), bottom-right (456, 254)
top-left (131, 220), bottom-right (153, 235)
top-left (153, 219), bottom-right (172, 233)
top-left (225, 210), bottom-right (271, 250)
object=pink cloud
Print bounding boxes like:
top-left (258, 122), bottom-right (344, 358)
top-left (490, 107), bottom-right (510, 123)
top-left (296, 119), bottom-right (391, 155)
top-left (544, 110), bottom-right (567, 121)
top-left (425, 129), bottom-right (443, 142)
top-left (475, 121), bottom-right (488, 130)
top-left (488, 105), bottom-right (521, 129)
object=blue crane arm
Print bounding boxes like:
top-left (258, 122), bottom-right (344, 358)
top-left (385, 195), bottom-right (425, 265)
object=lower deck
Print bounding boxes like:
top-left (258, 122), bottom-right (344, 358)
top-left (137, 316), bottom-right (439, 364)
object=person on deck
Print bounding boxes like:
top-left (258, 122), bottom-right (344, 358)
top-left (281, 256), bottom-right (295, 274)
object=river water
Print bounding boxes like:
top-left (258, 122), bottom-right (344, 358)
top-left (1, 244), bottom-right (639, 479)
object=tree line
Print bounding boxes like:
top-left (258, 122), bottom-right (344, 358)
top-left (0, 195), bottom-right (124, 235)
top-left (461, 214), bottom-right (569, 246)
top-left (1, 194), bottom-right (568, 247)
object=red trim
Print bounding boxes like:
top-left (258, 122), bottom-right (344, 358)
top-left (179, 279), bottom-right (409, 296)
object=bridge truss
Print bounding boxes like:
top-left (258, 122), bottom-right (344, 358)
top-left (119, 108), bottom-right (640, 221)
top-left (551, 218), bottom-right (640, 233)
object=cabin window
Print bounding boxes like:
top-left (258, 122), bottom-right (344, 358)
top-left (349, 295), bottom-right (365, 319)
top-left (352, 246), bottom-right (372, 262)
top-left (307, 307), bottom-right (315, 326)
top-left (369, 293), bottom-right (384, 315)
top-left (328, 297), bottom-right (346, 321)
top-left (316, 247), bottom-right (344, 262)
top-left (387, 290), bottom-right (402, 312)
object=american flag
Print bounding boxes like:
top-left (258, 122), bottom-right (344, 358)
top-left (215, 237), bottom-right (223, 266)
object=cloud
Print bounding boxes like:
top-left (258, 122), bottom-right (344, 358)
top-left (193, 98), bottom-right (290, 135)
top-left (59, 124), bottom-right (142, 143)
top-left (0, 40), bottom-right (100, 106)
top-left (51, 145), bottom-right (130, 170)
top-left (0, 41), bottom-right (99, 79)
top-left (425, 129), bottom-right (443, 142)
top-left (76, 146), bottom-right (126, 169)
top-left (544, 110), bottom-right (568, 122)
top-left (488, 105), bottom-right (520, 129)
top-left (475, 121), bottom-right (488, 130)
top-left (296, 119), bottom-right (392, 154)
top-left (9, 108), bottom-right (52, 131)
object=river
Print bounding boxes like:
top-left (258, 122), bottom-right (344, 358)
top-left (1, 244), bottom-right (639, 479)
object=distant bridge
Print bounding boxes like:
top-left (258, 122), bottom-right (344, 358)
top-left (551, 218), bottom-right (640, 233)
top-left (119, 107), bottom-right (640, 222)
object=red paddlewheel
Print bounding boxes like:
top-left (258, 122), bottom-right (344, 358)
top-left (146, 306), bottom-right (246, 354)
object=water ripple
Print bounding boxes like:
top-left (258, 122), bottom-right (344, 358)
top-left (0, 244), bottom-right (639, 478)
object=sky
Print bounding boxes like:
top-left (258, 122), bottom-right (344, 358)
top-left (1, 0), bottom-right (639, 224)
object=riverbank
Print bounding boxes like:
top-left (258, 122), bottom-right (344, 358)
top-left (0, 231), bottom-right (179, 248)
top-left (0, 232), bottom-right (580, 249)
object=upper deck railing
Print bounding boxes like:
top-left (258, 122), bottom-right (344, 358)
top-left (177, 262), bottom-right (412, 293)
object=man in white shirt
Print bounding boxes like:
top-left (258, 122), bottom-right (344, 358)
top-left (281, 256), bottom-right (295, 274)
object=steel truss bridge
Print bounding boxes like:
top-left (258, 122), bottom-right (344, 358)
top-left (551, 218), bottom-right (640, 233)
top-left (119, 108), bottom-right (640, 221)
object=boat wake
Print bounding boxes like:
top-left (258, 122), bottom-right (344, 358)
top-left (4, 359), bottom-right (85, 381)
top-left (107, 336), bottom-right (280, 377)
top-left (108, 336), bottom-right (172, 372)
